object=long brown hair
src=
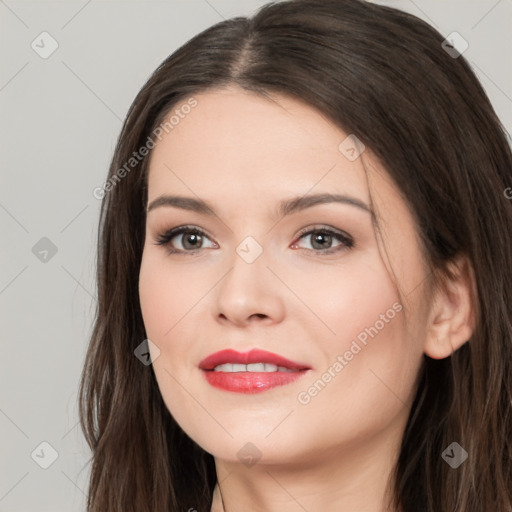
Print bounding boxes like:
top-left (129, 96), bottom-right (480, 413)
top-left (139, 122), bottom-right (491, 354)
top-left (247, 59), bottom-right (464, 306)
top-left (79, 0), bottom-right (512, 510)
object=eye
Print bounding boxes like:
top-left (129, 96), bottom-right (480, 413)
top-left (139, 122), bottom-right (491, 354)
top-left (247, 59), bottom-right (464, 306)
top-left (291, 226), bottom-right (354, 254)
top-left (153, 225), bottom-right (217, 255)
top-left (154, 224), bottom-right (355, 256)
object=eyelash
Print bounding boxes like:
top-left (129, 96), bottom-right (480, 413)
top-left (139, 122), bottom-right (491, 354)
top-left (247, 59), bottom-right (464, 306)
top-left (153, 224), bottom-right (355, 256)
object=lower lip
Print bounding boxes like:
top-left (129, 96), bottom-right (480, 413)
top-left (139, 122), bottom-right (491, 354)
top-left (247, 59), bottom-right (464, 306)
top-left (202, 370), bottom-right (309, 393)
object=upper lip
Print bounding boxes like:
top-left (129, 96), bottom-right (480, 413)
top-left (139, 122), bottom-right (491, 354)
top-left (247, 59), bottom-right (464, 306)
top-left (199, 349), bottom-right (311, 371)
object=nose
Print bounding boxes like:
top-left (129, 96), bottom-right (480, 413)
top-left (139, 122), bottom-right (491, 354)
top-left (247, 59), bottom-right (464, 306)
top-left (213, 245), bottom-right (285, 328)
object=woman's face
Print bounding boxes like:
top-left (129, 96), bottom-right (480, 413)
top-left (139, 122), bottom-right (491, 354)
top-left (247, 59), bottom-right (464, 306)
top-left (139, 87), bottom-right (430, 467)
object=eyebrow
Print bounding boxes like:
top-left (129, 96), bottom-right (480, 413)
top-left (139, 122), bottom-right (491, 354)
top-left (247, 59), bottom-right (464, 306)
top-left (146, 192), bottom-right (373, 218)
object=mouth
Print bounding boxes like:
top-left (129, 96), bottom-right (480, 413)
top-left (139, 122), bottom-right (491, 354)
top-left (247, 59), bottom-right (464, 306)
top-left (199, 348), bottom-right (311, 394)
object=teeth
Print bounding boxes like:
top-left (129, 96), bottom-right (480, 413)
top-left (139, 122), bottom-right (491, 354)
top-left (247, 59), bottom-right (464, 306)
top-left (212, 363), bottom-right (296, 372)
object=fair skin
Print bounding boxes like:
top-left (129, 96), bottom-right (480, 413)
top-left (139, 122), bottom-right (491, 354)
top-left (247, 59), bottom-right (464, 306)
top-left (138, 86), bottom-right (474, 512)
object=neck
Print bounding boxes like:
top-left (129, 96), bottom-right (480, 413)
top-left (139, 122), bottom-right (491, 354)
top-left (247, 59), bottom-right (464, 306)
top-left (210, 422), bottom-right (404, 512)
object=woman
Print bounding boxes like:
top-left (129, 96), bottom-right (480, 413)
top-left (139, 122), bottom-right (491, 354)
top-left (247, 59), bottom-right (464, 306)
top-left (79, 0), bottom-right (512, 510)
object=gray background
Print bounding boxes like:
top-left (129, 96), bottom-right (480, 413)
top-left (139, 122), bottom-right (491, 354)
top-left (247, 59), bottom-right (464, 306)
top-left (1, 1), bottom-right (511, 510)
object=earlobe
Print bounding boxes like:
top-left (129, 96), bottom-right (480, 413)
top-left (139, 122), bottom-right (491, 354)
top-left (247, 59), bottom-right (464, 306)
top-left (423, 255), bottom-right (476, 360)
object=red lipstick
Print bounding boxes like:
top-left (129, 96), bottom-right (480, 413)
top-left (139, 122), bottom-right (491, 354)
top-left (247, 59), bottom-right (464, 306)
top-left (199, 349), bottom-right (311, 394)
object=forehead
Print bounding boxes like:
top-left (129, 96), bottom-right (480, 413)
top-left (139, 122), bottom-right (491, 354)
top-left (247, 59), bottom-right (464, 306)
top-left (146, 87), bottom-right (371, 208)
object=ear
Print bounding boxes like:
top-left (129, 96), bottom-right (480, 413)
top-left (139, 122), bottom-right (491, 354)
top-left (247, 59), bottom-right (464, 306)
top-left (423, 254), bottom-right (476, 360)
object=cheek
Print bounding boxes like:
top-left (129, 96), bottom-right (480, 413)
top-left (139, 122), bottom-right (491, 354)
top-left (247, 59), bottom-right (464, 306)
top-left (284, 250), bottom-right (400, 347)
top-left (139, 268), bottom-right (171, 342)
top-left (138, 252), bottom-right (206, 435)
top-left (294, 256), bottom-right (415, 423)
top-left (138, 250), bottom-right (209, 340)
